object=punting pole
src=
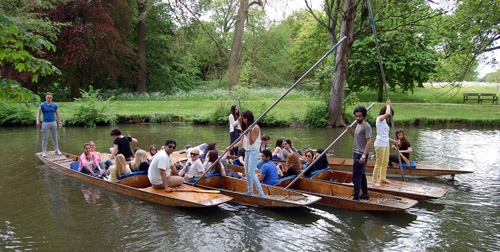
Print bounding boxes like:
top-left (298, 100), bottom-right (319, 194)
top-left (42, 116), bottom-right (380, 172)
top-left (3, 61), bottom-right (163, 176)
top-left (365, 0), bottom-right (405, 180)
top-left (286, 103), bottom-right (376, 189)
top-left (194, 36), bottom-right (348, 185)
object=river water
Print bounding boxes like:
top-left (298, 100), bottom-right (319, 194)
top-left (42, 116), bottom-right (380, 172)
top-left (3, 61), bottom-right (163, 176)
top-left (1, 124), bottom-right (499, 251)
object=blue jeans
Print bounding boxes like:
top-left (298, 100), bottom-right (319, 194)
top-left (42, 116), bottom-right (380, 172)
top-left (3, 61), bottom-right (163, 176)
top-left (245, 150), bottom-right (265, 197)
top-left (352, 153), bottom-right (368, 199)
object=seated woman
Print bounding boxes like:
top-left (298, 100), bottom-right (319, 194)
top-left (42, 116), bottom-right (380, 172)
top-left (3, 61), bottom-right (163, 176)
top-left (283, 153), bottom-right (301, 177)
top-left (130, 149), bottom-right (150, 171)
top-left (303, 148), bottom-right (329, 177)
top-left (147, 144), bottom-right (157, 163)
top-left (203, 150), bottom-right (226, 177)
top-left (301, 150), bottom-right (315, 170)
top-left (282, 139), bottom-right (301, 160)
top-left (108, 154), bottom-right (131, 182)
top-left (388, 128), bottom-right (413, 167)
top-left (79, 142), bottom-right (105, 177)
top-left (272, 138), bottom-right (284, 161)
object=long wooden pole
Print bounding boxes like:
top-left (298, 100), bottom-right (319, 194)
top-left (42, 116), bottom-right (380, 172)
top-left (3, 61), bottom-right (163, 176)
top-left (194, 36), bottom-right (347, 185)
top-left (285, 103), bottom-right (376, 189)
top-left (366, 0), bottom-right (405, 180)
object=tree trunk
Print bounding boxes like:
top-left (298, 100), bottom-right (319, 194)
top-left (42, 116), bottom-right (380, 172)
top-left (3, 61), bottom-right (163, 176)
top-left (227, 0), bottom-right (249, 91)
top-left (377, 77), bottom-right (383, 102)
top-left (327, 0), bottom-right (359, 126)
top-left (136, 0), bottom-right (147, 93)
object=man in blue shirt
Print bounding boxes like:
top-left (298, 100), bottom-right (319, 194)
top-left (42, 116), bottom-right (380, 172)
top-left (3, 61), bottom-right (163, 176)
top-left (36, 92), bottom-right (62, 157)
top-left (258, 149), bottom-right (278, 185)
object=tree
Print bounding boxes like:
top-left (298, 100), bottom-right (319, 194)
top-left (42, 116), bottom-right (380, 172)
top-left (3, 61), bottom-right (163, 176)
top-left (486, 70), bottom-right (500, 92)
top-left (0, 15), bottom-right (61, 103)
top-left (42, 0), bottom-right (137, 98)
top-left (435, 0), bottom-right (500, 83)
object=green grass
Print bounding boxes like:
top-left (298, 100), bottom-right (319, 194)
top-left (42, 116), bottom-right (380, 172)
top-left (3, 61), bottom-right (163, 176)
top-left (43, 82), bottom-right (500, 127)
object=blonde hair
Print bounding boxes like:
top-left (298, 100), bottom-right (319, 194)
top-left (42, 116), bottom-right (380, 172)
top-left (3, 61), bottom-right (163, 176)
top-left (286, 153), bottom-right (301, 174)
top-left (131, 149), bottom-right (147, 171)
top-left (112, 154), bottom-right (127, 181)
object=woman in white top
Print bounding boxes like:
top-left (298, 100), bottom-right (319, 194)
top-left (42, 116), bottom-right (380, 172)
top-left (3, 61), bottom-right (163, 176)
top-left (228, 105), bottom-right (242, 156)
top-left (227, 110), bottom-right (265, 198)
top-left (373, 98), bottom-right (395, 187)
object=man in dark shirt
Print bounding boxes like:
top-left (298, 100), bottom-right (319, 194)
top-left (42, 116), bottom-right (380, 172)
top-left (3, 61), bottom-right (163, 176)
top-left (109, 128), bottom-right (138, 161)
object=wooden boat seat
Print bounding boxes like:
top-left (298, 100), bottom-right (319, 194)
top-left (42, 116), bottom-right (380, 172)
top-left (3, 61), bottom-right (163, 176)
top-left (274, 175), bottom-right (296, 187)
top-left (399, 160), bottom-right (417, 169)
top-left (192, 173), bottom-right (221, 183)
top-left (118, 174), bottom-right (151, 188)
top-left (309, 167), bottom-right (330, 179)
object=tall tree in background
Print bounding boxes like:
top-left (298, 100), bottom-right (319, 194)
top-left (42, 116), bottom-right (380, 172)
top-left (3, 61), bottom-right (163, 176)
top-left (227, 0), bottom-right (263, 91)
top-left (137, 0), bottom-right (148, 93)
top-left (43, 0), bottom-right (136, 98)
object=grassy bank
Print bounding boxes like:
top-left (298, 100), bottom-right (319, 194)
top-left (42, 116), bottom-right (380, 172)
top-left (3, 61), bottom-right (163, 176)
top-left (6, 82), bottom-right (500, 127)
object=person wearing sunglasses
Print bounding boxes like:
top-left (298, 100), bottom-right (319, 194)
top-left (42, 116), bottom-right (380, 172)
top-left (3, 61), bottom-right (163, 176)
top-left (147, 144), bottom-right (158, 163)
top-left (180, 147), bottom-right (204, 183)
top-left (147, 140), bottom-right (184, 192)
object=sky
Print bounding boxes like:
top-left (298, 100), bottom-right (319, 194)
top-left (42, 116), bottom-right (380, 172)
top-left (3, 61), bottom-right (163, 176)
top-left (267, 0), bottom-right (498, 78)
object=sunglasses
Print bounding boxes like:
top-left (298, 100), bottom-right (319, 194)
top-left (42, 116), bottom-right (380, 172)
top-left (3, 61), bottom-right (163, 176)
top-left (151, 148), bottom-right (157, 151)
top-left (167, 145), bottom-right (176, 149)
top-left (305, 155), bottom-right (312, 158)
top-left (190, 153), bottom-right (199, 156)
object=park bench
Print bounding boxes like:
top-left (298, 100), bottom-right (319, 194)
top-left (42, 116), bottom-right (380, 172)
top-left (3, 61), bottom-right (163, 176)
top-left (463, 93), bottom-right (498, 104)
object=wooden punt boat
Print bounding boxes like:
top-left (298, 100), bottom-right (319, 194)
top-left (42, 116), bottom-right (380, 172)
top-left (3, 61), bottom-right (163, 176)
top-left (227, 164), bottom-right (447, 200)
top-left (309, 169), bottom-right (447, 200)
top-left (193, 175), bottom-right (322, 208)
top-left (36, 151), bottom-right (232, 207)
top-left (327, 157), bottom-right (473, 179)
top-left (274, 176), bottom-right (418, 211)
top-left (227, 164), bottom-right (418, 211)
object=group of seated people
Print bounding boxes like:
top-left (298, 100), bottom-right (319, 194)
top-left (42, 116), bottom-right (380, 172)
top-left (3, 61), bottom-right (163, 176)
top-left (271, 137), bottom-right (302, 161)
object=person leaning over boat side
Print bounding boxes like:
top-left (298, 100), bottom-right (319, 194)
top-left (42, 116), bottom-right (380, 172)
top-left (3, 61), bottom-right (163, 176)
top-left (347, 106), bottom-right (372, 201)
top-left (130, 149), bottom-right (149, 171)
top-left (108, 154), bottom-right (130, 182)
top-left (204, 150), bottom-right (227, 177)
top-left (258, 149), bottom-right (278, 185)
top-left (79, 142), bottom-right (105, 177)
top-left (303, 148), bottom-right (329, 177)
top-left (36, 92), bottom-right (62, 157)
top-left (272, 138), bottom-right (285, 161)
top-left (373, 98), bottom-right (395, 187)
top-left (226, 110), bottom-right (266, 198)
top-left (388, 128), bottom-right (412, 167)
top-left (283, 153), bottom-right (301, 177)
top-left (229, 105), bottom-right (242, 156)
top-left (109, 128), bottom-right (138, 161)
top-left (147, 140), bottom-right (184, 192)
top-left (181, 148), bottom-right (205, 183)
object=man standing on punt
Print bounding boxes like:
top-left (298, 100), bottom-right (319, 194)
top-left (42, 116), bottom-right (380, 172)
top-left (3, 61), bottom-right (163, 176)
top-left (36, 92), bottom-right (62, 158)
top-left (347, 106), bottom-right (372, 201)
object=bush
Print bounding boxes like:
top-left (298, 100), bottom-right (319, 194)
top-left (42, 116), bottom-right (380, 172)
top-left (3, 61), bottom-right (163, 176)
top-left (0, 102), bottom-right (34, 126)
top-left (67, 86), bottom-right (117, 127)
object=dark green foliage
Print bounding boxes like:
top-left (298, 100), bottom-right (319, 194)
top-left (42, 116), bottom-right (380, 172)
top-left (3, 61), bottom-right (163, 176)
top-left (0, 102), bottom-right (34, 126)
top-left (211, 105), bottom-right (228, 126)
top-left (67, 86), bottom-right (117, 127)
top-left (304, 102), bottom-right (328, 127)
top-left (148, 113), bottom-right (175, 124)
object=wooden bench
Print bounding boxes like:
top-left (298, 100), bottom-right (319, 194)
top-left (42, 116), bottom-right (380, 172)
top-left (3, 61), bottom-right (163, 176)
top-left (463, 93), bottom-right (498, 104)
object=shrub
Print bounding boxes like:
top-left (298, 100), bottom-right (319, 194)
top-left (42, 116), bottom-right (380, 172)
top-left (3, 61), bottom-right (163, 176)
top-left (68, 86), bottom-right (117, 127)
top-left (0, 102), bottom-right (34, 126)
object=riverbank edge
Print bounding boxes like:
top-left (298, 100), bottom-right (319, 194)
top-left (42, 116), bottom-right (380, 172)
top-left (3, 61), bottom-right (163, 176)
top-left (6, 112), bottom-right (500, 128)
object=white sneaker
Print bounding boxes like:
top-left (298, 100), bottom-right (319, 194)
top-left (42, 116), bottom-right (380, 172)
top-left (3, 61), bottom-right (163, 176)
top-left (42, 152), bottom-right (47, 158)
top-left (56, 151), bottom-right (62, 156)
